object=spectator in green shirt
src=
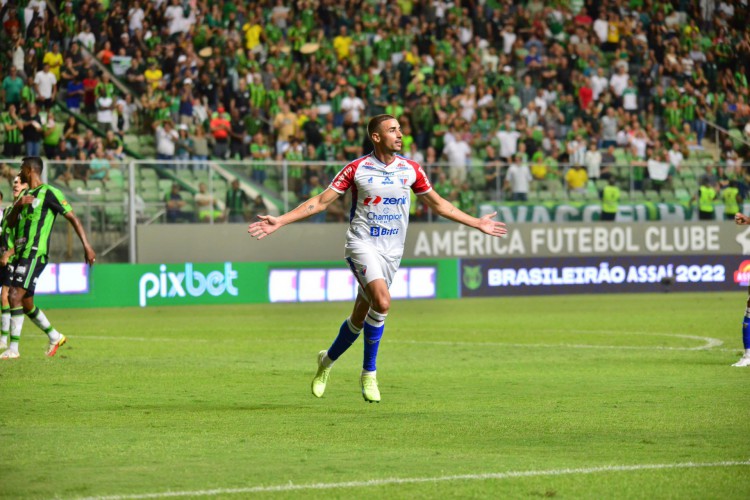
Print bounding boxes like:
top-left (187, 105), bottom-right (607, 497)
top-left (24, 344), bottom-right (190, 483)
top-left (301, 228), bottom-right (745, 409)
top-left (2, 67), bottom-right (24, 106)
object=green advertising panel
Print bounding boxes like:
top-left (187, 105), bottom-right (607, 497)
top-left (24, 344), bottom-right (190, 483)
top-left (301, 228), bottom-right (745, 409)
top-left (478, 201), bottom-right (706, 222)
top-left (40, 260), bottom-right (457, 309)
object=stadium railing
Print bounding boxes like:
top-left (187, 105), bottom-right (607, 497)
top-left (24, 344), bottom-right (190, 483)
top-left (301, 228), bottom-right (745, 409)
top-left (0, 157), bottom-right (723, 264)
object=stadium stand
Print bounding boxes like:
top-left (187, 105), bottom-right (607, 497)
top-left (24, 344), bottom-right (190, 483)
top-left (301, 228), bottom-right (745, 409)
top-left (1, 0), bottom-right (749, 222)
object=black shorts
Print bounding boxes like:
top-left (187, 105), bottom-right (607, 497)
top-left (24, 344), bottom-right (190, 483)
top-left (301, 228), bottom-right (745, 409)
top-left (0, 263), bottom-right (14, 287)
top-left (600, 211), bottom-right (616, 221)
top-left (11, 256), bottom-right (47, 296)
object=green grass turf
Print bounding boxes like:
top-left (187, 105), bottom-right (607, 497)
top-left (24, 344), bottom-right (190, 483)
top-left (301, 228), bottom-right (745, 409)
top-left (1, 292), bottom-right (749, 499)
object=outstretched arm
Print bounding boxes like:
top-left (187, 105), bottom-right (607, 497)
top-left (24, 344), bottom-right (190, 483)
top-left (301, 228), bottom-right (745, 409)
top-left (421, 190), bottom-right (507, 237)
top-left (64, 210), bottom-right (96, 265)
top-left (736, 213), bottom-right (750, 225)
top-left (248, 187), bottom-right (341, 240)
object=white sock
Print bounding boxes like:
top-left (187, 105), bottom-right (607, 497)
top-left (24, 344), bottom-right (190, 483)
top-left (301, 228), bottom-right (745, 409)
top-left (362, 370), bottom-right (376, 376)
top-left (1, 309), bottom-right (9, 342)
top-left (365, 309), bottom-right (387, 328)
top-left (27, 308), bottom-right (60, 342)
top-left (745, 349), bottom-right (750, 357)
top-left (9, 311), bottom-right (23, 352)
top-left (321, 353), bottom-right (335, 368)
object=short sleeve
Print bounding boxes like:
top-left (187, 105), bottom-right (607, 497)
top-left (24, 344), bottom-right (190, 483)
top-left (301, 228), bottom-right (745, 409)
top-left (412, 163), bottom-right (432, 195)
top-left (329, 162), bottom-right (358, 193)
top-left (45, 186), bottom-right (72, 216)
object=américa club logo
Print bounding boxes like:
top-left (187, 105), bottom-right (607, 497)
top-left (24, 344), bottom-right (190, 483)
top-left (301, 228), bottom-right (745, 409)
top-left (462, 265), bottom-right (483, 291)
top-left (138, 263), bottom-right (239, 307)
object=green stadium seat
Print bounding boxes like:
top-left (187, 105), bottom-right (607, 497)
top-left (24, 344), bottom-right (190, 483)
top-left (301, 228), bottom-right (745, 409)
top-left (158, 179), bottom-right (173, 192)
top-left (660, 190), bottom-right (677, 202)
top-left (569, 191), bottom-right (585, 201)
top-left (644, 190), bottom-right (661, 202)
top-left (630, 190), bottom-right (645, 202)
top-left (105, 205), bottom-right (125, 230)
top-left (140, 178), bottom-right (158, 190)
top-left (140, 168), bottom-right (158, 180)
top-left (104, 190), bottom-right (124, 202)
top-left (69, 179), bottom-right (86, 191)
top-left (176, 170), bottom-right (195, 182)
top-left (674, 188), bottom-right (691, 202)
top-left (544, 179), bottom-right (563, 192)
top-left (142, 188), bottom-right (162, 202)
top-left (88, 179), bottom-right (105, 191)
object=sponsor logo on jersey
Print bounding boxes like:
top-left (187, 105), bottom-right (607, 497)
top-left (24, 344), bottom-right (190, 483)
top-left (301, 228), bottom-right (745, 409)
top-left (368, 177), bottom-right (373, 183)
top-left (370, 226), bottom-right (400, 237)
top-left (367, 212), bottom-right (402, 222)
top-left (382, 176), bottom-right (394, 185)
top-left (363, 196), bottom-right (407, 206)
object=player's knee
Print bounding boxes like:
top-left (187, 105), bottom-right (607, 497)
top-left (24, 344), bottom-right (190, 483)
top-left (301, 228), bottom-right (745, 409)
top-left (8, 288), bottom-right (22, 307)
top-left (371, 295), bottom-right (390, 314)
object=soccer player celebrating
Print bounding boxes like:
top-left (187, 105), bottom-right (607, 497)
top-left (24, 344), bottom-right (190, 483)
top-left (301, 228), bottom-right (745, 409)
top-left (734, 212), bottom-right (750, 367)
top-left (0, 157), bottom-right (96, 359)
top-left (0, 175), bottom-right (29, 351)
top-left (248, 114), bottom-right (507, 402)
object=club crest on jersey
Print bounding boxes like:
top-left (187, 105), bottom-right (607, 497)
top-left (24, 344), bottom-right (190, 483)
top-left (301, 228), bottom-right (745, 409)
top-left (399, 177), bottom-right (408, 185)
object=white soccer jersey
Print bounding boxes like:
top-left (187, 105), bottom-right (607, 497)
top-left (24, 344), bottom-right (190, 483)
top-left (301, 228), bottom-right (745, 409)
top-left (330, 153), bottom-right (432, 259)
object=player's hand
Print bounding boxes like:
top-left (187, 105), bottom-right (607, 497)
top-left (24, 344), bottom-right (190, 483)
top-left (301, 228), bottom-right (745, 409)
top-left (248, 215), bottom-right (282, 240)
top-left (735, 213), bottom-right (750, 225)
top-left (18, 195), bottom-right (35, 206)
top-left (477, 211), bottom-right (507, 237)
top-left (84, 245), bottom-right (96, 266)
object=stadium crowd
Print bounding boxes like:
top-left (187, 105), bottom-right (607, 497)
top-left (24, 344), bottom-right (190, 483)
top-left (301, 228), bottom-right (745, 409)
top-left (1, 0), bottom-right (750, 217)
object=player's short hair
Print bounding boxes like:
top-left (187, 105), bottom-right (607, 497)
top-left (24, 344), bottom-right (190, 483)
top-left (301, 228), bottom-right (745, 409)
top-left (22, 156), bottom-right (44, 175)
top-left (367, 114), bottom-right (396, 139)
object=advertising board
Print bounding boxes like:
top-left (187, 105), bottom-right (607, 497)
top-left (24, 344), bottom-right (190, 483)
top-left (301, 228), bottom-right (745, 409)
top-left (460, 255), bottom-right (743, 297)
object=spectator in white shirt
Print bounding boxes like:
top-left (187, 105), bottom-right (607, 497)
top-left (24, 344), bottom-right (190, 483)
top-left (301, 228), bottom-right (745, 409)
top-left (504, 154), bottom-right (533, 201)
top-left (496, 125), bottom-right (520, 161)
top-left (442, 134), bottom-right (472, 184)
top-left (75, 21), bottom-right (96, 51)
top-left (591, 67), bottom-right (609, 100)
top-left (609, 66), bottom-right (629, 97)
top-left (567, 134), bottom-right (587, 166)
top-left (584, 141), bottom-right (603, 180)
top-left (128, 1), bottom-right (145, 33)
top-left (155, 119), bottom-right (178, 159)
top-left (96, 87), bottom-right (115, 130)
top-left (340, 87), bottom-right (366, 127)
top-left (667, 142), bottom-right (684, 171)
top-left (34, 63), bottom-right (57, 109)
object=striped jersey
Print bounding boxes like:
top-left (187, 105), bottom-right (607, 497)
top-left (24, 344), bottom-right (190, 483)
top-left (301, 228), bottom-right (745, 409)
top-left (0, 205), bottom-right (14, 258)
top-left (15, 184), bottom-right (72, 260)
top-left (329, 153), bottom-right (432, 259)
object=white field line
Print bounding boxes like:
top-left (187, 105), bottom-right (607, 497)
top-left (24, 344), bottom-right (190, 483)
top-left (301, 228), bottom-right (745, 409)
top-left (72, 460), bottom-right (750, 500)
top-left (73, 332), bottom-right (735, 352)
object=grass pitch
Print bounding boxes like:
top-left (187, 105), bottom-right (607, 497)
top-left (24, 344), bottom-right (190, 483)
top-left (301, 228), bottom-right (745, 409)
top-left (1, 292), bottom-right (749, 499)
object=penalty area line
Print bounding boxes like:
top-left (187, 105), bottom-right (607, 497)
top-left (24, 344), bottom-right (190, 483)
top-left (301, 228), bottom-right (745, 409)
top-left (73, 460), bottom-right (750, 500)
